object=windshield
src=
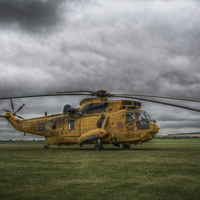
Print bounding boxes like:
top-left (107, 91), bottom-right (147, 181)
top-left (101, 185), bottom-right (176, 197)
top-left (135, 110), bottom-right (153, 120)
top-left (138, 111), bottom-right (147, 119)
top-left (135, 110), bottom-right (155, 123)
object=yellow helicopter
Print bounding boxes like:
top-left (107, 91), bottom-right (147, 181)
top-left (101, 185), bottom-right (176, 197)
top-left (0, 89), bottom-right (200, 150)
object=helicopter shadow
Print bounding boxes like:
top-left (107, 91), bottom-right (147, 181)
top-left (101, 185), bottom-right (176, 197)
top-left (51, 146), bottom-right (165, 151)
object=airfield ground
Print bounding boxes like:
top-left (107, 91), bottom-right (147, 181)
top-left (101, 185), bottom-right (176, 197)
top-left (0, 139), bottom-right (199, 200)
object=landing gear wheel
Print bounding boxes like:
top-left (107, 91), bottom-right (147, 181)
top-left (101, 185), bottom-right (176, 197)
top-left (94, 144), bottom-right (100, 151)
top-left (94, 144), bottom-right (104, 151)
top-left (100, 144), bottom-right (104, 150)
top-left (122, 144), bottom-right (130, 149)
top-left (44, 144), bottom-right (50, 149)
top-left (113, 143), bottom-right (120, 148)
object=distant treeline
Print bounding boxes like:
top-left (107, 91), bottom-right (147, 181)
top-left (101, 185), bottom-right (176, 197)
top-left (155, 136), bottom-right (200, 139)
top-left (168, 132), bottom-right (200, 135)
top-left (0, 139), bottom-right (45, 143)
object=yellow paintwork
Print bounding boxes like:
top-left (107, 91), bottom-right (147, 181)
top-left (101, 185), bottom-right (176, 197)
top-left (1, 98), bottom-right (159, 147)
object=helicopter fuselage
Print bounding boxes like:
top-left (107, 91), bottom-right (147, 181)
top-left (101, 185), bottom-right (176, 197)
top-left (4, 98), bottom-right (159, 147)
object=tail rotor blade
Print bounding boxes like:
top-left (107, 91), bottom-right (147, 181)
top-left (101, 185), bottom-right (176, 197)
top-left (15, 104), bottom-right (25, 114)
top-left (3, 109), bottom-right (11, 113)
top-left (10, 99), bottom-right (14, 113)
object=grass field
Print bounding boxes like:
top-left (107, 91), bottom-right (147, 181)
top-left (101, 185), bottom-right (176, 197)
top-left (151, 138), bottom-right (200, 143)
top-left (0, 139), bottom-right (200, 200)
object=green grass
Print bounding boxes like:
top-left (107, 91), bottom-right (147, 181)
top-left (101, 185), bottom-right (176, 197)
top-left (150, 138), bottom-right (200, 143)
top-left (0, 141), bottom-right (200, 200)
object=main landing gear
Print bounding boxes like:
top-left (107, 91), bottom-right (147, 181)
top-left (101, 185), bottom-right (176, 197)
top-left (113, 143), bottom-right (120, 148)
top-left (44, 144), bottom-right (50, 149)
top-left (122, 144), bottom-right (130, 149)
top-left (94, 139), bottom-right (104, 151)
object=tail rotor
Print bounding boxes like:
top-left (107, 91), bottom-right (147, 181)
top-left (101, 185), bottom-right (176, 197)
top-left (3, 99), bottom-right (25, 119)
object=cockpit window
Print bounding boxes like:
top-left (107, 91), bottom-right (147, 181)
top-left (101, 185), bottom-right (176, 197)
top-left (82, 102), bottom-right (108, 114)
top-left (135, 111), bottom-right (149, 129)
top-left (135, 111), bottom-right (142, 122)
top-left (126, 112), bottom-right (134, 123)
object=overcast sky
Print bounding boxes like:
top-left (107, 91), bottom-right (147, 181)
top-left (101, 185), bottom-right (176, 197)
top-left (0, 0), bottom-right (200, 140)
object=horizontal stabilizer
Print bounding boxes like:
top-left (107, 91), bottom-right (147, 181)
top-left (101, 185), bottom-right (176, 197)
top-left (0, 115), bottom-right (10, 118)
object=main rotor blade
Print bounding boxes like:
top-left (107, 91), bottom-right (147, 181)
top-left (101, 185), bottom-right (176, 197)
top-left (113, 94), bottom-right (200, 103)
top-left (15, 104), bottom-right (25, 114)
top-left (56, 90), bottom-right (96, 94)
top-left (0, 93), bottom-right (91, 100)
top-left (114, 95), bottom-right (200, 113)
top-left (10, 99), bottom-right (14, 112)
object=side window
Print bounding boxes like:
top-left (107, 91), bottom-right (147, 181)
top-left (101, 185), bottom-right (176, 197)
top-left (69, 120), bottom-right (74, 130)
top-left (126, 112), bottom-right (134, 123)
top-left (52, 122), bottom-right (56, 130)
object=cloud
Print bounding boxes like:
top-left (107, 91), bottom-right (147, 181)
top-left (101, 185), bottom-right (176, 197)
top-left (0, 0), bottom-right (64, 32)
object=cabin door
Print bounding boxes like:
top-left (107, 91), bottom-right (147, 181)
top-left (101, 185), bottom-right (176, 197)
top-left (63, 118), bottom-right (80, 136)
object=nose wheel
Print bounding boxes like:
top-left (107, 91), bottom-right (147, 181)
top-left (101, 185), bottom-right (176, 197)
top-left (44, 144), bottom-right (50, 149)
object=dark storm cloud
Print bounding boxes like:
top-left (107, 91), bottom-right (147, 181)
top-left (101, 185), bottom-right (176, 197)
top-left (0, 0), bottom-right (63, 31)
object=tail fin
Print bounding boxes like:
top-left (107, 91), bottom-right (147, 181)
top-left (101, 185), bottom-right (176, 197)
top-left (0, 113), bottom-right (22, 131)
